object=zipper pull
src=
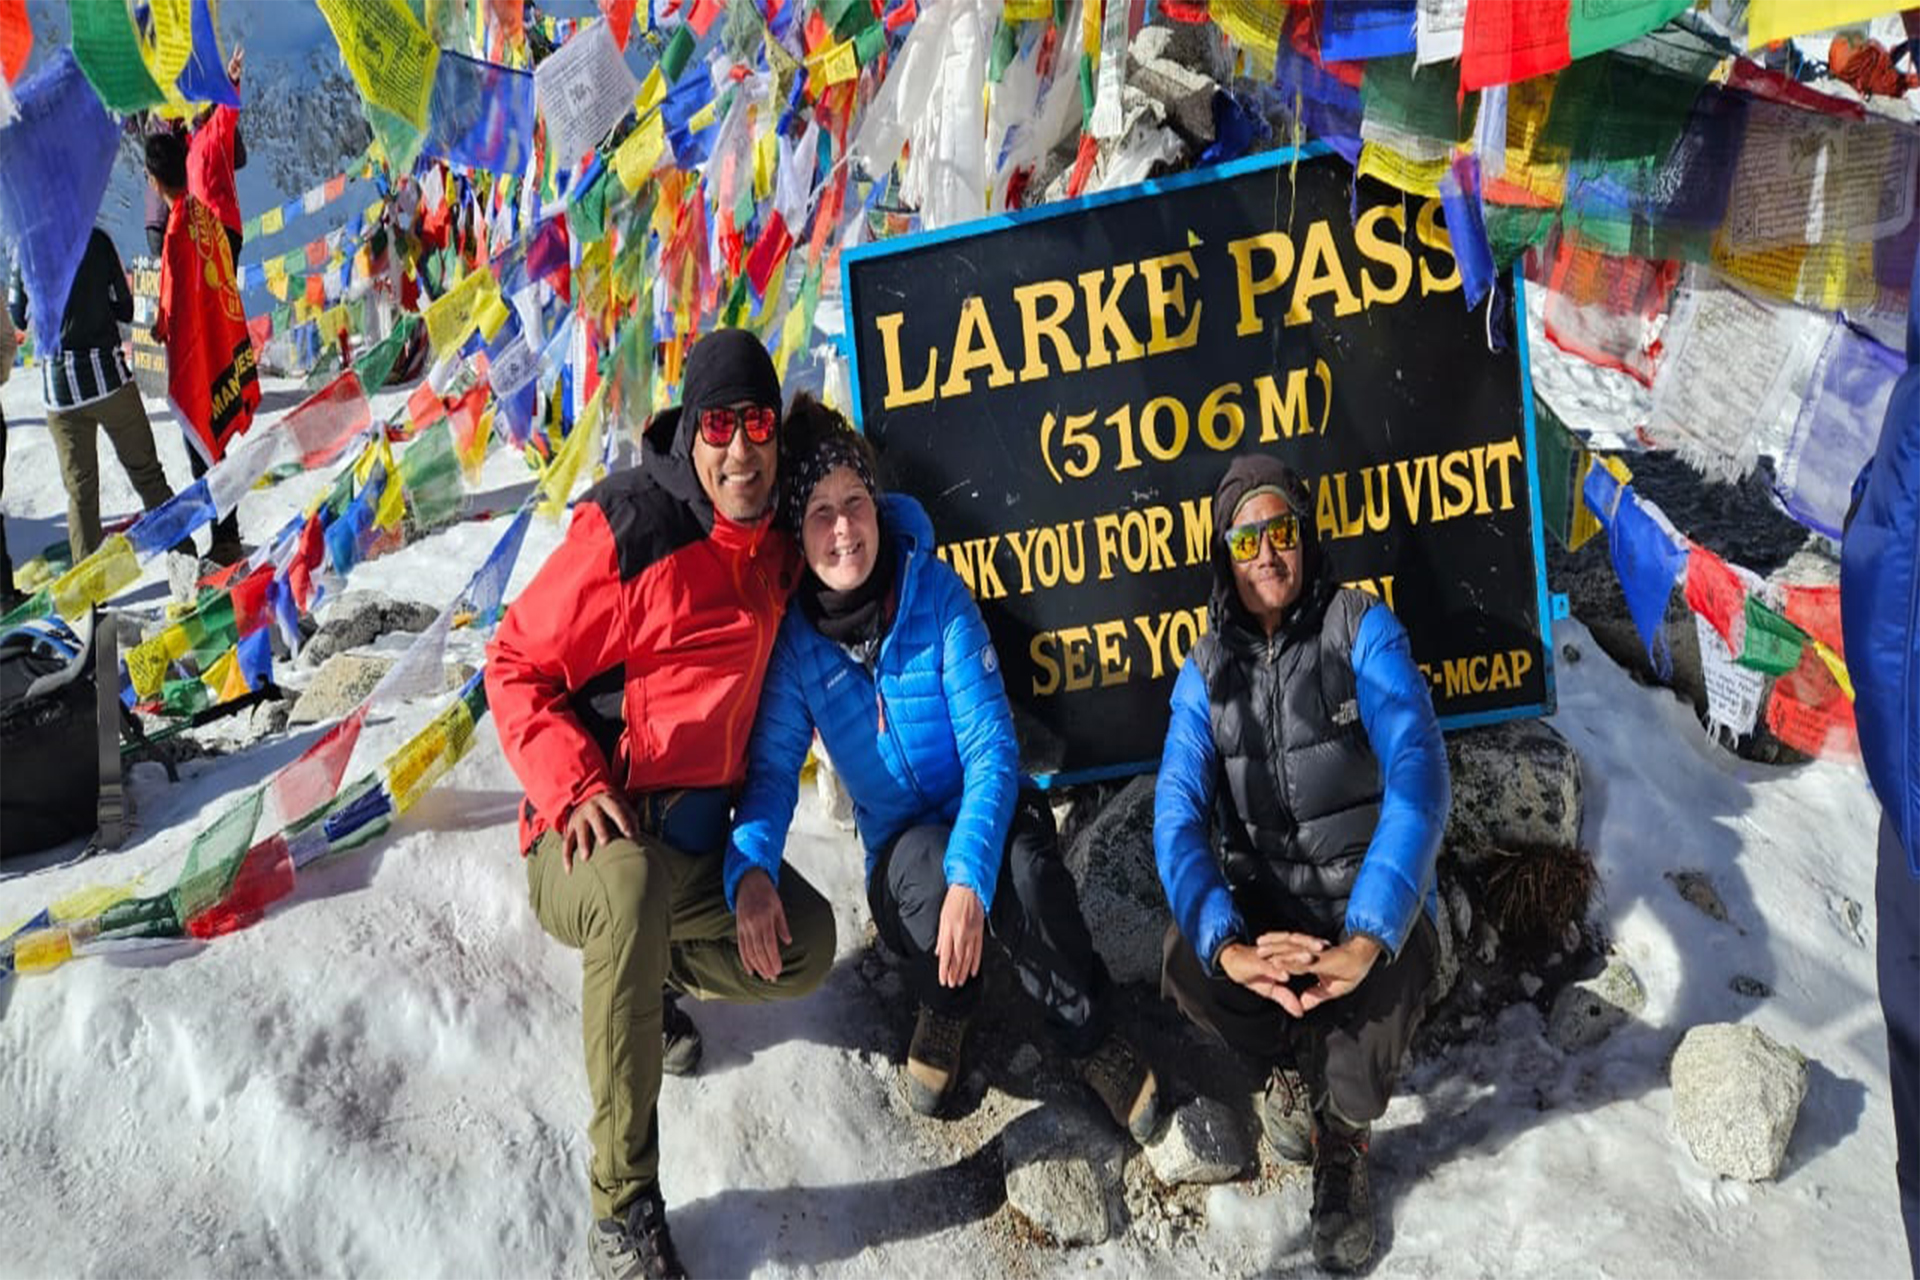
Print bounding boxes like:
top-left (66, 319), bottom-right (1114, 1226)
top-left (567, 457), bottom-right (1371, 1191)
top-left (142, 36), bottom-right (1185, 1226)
top-left (876, 687), bottom-right (886, 735)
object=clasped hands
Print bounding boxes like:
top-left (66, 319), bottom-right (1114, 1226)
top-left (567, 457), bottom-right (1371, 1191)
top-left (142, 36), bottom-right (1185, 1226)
top-left (1217, 931), bottom-right (1383, 1016)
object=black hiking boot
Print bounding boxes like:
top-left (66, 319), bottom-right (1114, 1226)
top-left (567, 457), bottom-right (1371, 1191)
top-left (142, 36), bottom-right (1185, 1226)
top-left (904, 1004), bottom-right (970, 1116)
top-left (1076, 1031), bottom-right (1162, 1142)
top-left (1259, 1065), bottom-right (1314, 1165)
top-left (1310, 1114), bottom-right (1376, 1274)
top-left (661, 991), bottom-right (703, 1078)
top-left (587, 1188), bottom-right (687, 1280)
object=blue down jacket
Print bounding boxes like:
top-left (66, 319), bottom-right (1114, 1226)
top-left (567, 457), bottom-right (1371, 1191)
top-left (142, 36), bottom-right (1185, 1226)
top-left (726, 493), bottom-right (1018, 909)
top-left (1842, 251), bottom-right (1920, 873)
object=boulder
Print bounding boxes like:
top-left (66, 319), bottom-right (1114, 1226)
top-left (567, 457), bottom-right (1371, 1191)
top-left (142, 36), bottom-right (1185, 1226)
top-left (1445, 719), bottom-right (1584, 863)
top-left (1062, 774), bottom-right (1170, 986)
top-left (299, 590), bottom-right (439, 668)
top-left (1002, 1105), bottom-right (1121, 1246)
top-left (1546, 956), bottom-right (1646, 1054)
top-left (1144, 1097), bottom-right (1253, 1186)
top-left (1129, 28), bottom-right (1218, 143)
top-left (289, 652), bottom-right (478, 725)
top-left (1670, 1023), bottom-right (1808, 1181)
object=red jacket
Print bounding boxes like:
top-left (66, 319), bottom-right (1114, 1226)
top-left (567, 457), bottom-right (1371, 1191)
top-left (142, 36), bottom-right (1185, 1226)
top-left (188, 105), bottom-right (243, 235)
top-left (485, 406), bottom-right (800, 853)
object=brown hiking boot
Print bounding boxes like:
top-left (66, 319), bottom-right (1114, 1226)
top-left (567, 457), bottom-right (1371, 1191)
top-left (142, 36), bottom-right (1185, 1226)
top-left (660, 991), bottom-right (703, 1078)
top-left (587, 1188), bottom-right (687, 1280)
top-left (1077, 1031), bottom-right (1162, 1142)
top-left (1310, 1115), bottom-right (1375, 1274)
top-left (904, 1004), bottom-right (970, 1116)
top-left (1259, 1065), bottom-right (1314, 1164)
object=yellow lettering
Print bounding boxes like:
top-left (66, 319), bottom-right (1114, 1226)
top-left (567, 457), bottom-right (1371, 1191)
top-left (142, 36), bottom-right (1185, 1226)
top-left (1438, 448), bottom-right (1476, 520)
top-left (1060, 626), bottom-right (1097, 692)
top-left (1286, 219), bottom-right (1364, 326)
top-left (876, 312), bottom-right (937, 409)
top-left (1093, 619), bottom-right (1130, 686)
top-left (1227, 231), bottom-right (1295, 337)
top-left (938, 296), bottom-right (1016, 399)
top-left (1484, 436), bottom-right (1523, 510)
top-left (1180, 497), bottom-right (1212, 565)
top-left (1416, 197), bottom-right (1461, 295)
top-left (1141, 249), bottom-right (1203, 355)
top-left (1030, 632), bottom-right (1061, 696)
top-left (1133, 611), bottom-right (1173, 680)
top-left (1012, 279), bottom-right (1083, 382)
top-left (1354, 203), bottom-right (1413, 309)
top-left (1077, 264), bottom-right (1144, 368)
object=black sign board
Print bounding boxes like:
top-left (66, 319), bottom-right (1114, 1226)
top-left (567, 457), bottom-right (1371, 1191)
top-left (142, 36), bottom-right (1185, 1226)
top-left (127, 258), bottom-right (168, 399)
top-left (841, 148), bottom-right (1555, 781)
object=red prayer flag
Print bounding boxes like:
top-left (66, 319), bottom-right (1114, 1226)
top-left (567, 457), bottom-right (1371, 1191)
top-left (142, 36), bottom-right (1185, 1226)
top-left (745, 209), bottom-right (794, 297)
top-left (600, 0), bottom-right (636, 48)
top-left (230, 563), bottom-right (275, 637)
top-left (1682, 547), bottom-right (1744, 650)
top-left (1461, 0), bottom-right (1570, 91)
top-left (269, 706), bottom-right (368, 827)
top-left (1783, 584), bottom-right (1844, 658)
top-left (407, 380), bottom-right (448, 430)
top-left (185, 835), bottom-right (296, 938)
top-left (0, 0), bottom-right (30, 84)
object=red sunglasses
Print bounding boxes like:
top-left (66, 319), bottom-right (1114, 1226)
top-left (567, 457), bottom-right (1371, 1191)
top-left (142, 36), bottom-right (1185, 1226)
top-left (698, 404), bottom-right (779, 447)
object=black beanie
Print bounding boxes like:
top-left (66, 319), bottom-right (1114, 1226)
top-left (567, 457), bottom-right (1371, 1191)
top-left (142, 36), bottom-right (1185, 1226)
top-left (675, 328), bottom-right (781, 454)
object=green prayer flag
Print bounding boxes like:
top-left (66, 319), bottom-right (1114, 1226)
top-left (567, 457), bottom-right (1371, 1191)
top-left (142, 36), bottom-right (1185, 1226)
top-left (354, 314), bottom-right (418, 393)
top-left (171, 788), bottom-right (264, 922)
top-left (855, 22), bottom-right (887, 69)
top-left (69, 0), bottom-right (166, 113)
top-left (1533, 398), bottom-right (1586, 550)
top-left (1361, 56), bottom-right (1475, 144)
top-left (660, 24), bottom-right (695, 83)
top-left (399, 419), bottom-right (464, 529)
top-left (1736, 596), bottom-right (1806, 677)
top-left (1568, 0), bottom-right (1690, 61)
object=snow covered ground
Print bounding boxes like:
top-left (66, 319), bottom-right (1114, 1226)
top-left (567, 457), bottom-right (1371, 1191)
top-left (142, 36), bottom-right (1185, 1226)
top-left (0, 364), bottom-right (1906, 1278)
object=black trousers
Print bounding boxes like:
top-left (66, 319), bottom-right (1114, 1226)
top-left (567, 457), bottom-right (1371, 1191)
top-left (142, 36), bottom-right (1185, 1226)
top-left (0, 405), bottom-right (11, 592)
top-left (184, 441), bottom-right (241, 551)
top-left (868, 789), bottom-right (1110, 1055)
top-left (1162, 909), bottom-right (1438, 1126)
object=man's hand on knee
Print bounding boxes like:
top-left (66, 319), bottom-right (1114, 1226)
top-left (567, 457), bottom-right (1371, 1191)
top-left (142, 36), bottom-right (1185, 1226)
top-left (935, 884), bottom-right (985, 987)
top-left (734, 868), bottom-right (791, 981)
top-left (562, 789), bottom-right (637, 871)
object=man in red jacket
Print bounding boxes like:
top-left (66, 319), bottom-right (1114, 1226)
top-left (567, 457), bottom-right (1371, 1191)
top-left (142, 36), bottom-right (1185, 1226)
top-left (486, 329), bottom-right (835, 1280)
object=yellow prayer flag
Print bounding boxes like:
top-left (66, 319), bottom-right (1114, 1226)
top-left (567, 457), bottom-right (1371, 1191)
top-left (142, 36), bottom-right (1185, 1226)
top-left (821, 39), bottom-right (859, 86)
top-left (128, 628), bottom-right (182, 700)
top-left (1568, 454), bottom-right (1633, 551)
top-left (1213, 0), bottom-right (1283, 77)
top-left (383, 696), bottom-right (478, 812)
top-left (539, 388), bottom-right (605, 519)
top-left (614, 114), bottom-right (668, 194)
top-left (1357, 142), bottom-right (1448, 199)
top-left (753, 129), bottom-right (778, 202)
top-left (199, 647), bottom-right (238, 699)
top-left (1004, 0), bottom-right (1051, 19)
top-left (459, 407), bottom-right (494, 483)
top-left (11, 928), bottom-right (75, 974)
top-left (374, 440), bottom-right (407, 530)
top-left (636, 65), bottom-right (665, 115)
top-left (1813, 640), bottom-right (1856, 703)
top-left (315, 0), bottom-right (441, 128)
top-left (1748, 0), bottom-right (1903, 45)
top-left (424, 265), bottom-right (501, 356)
top-left (143, 0), bottom-right (195, 100)
top-left (51, 882), bottom-right (138, 923)
top-left (51, 535), bottom-right (141, 621)
top-left (476, 294), bottom-right (513, 344)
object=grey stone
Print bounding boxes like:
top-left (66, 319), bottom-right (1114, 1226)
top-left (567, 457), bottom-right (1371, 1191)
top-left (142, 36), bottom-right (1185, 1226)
top-left (1547, 956), bottom-right (1646, 1053)
top-left (1002, 1106), bottom-right (1121, 1246)
top-left (1445, 719), bottom-right (1584, 862)
top-left (1670, 1023), bottom-right (1808, 1181)
top-left (1426, 875), bottom-right (1463, 1007)
top-left (1667, 870), bottom-right (1731, 926)
top-left (1128, 44), bottom-right (1217, 143)
top-left (299, 590), bottom-right (439, 668)
top-left (1729, 975), bottom-right (1772, 999)
top-left (1144, 1097), bottom-right (1252, 1186)
top-left (289, 652), bottom-right (478, 725)
top-left (1062, 774), bottom-right (1170, 986)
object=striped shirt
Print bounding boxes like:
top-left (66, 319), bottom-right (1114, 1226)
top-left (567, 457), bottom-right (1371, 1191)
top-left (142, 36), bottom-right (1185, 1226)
top-left (41, 343), bottom-right (134, 411)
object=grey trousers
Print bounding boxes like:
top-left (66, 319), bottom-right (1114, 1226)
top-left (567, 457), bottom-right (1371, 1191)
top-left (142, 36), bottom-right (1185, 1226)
top-left (45, 382), bottom-right (174, 564)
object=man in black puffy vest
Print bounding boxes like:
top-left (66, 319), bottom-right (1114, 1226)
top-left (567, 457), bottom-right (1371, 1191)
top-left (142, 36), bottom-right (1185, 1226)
top-left (1153, 454), bottom-right (1450, 1273)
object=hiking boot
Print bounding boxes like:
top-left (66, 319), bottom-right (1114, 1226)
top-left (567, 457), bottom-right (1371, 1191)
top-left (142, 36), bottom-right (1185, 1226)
top-left (904, 1004), bottom-right (970, 1116)
top-left (1076, 1031), bottom-right (1162, 1142)
top-left (1259, 1066), bottom-right (1314, 1165)
top-left (661, 991), bottom-right (703, 1078)
top-left (587, 1188), bottom-right (687, 1280)
top-left (1310, 1115), bottom-right (1375, 1274)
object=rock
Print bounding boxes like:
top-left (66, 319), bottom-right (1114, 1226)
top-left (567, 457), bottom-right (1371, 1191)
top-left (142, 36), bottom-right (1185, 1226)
top-left (1546, 956), bottom-right (1646, 1053)
top-left (812, 751), bottom-right (855, 828)
top-left (1666, 869), bottom-right (1731, 926)
top-left (1426, 877), bottom-right (1461, 1008)
top-left (1002, 1106), bottom-right (1120, 1246)
top-left (1144, 1097), bottom-right (1252, 1186)
top-left (1128, 35), bottom-right (1217, 143)
top-left (1445, 719), bottom-right (1584, 863)
top-left (1062, 774), bottom-right (1170, 986)
top-left (1670, 1023), bottom-right (1808, 1181)
top-left (1729, 975), bottom-right (1772, 999)
top-left (299, 590), bottom-right (439, 668)
top-left (289, 652), bottom-right (478, 725)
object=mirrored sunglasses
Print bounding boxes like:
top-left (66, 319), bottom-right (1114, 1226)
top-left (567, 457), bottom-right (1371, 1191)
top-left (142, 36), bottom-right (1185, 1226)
top-left (698, 404), bottom-right (779, 447)
top-left (1225, 512), bottom-right (1300, 562)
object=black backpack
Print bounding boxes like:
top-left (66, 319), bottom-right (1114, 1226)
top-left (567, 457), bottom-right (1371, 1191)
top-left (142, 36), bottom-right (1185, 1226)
top-left (0, 612), bottom-right (125, 858)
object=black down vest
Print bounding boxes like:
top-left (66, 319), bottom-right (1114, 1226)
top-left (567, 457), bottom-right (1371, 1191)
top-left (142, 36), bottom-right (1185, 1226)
top-left (1193, 588), bottom-right (1384, 937)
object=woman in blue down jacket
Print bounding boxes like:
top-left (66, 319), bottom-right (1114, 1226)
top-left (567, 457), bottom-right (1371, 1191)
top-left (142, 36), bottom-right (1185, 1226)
top-left (725, 395), bottom-right (1159, 1141)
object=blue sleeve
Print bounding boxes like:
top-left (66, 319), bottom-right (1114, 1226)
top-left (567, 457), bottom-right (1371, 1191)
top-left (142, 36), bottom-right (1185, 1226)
top-left (724, 624), bottom-right (817, 912)
top-left (1344, 605), bottom-right (1450, 958)
top-left (937, 574), bottom-right (1018, 910)
top-left (1153, 656), bottom-right (1244, 975)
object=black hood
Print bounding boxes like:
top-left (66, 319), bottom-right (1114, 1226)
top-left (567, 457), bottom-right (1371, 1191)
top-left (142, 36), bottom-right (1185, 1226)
top-left (638, 405), bottom-right (712, 514)
top-left (1209, 453), bottom-right (1333, 641)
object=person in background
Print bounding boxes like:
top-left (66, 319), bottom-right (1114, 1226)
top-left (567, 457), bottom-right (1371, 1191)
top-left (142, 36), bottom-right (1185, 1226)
top-left (486, 329), bottom-right (835, 1280)
top-left (727, 397), bottom-right (1162, 1141)
top-left (1153, 454), bottom-right (1449, 1274)
top-left (143, 47), bottom-right (247, 261)
top-left (1842, 237), bottom-right (1920, 1280)
top-left (8, 231), bottom-right (178, 570)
